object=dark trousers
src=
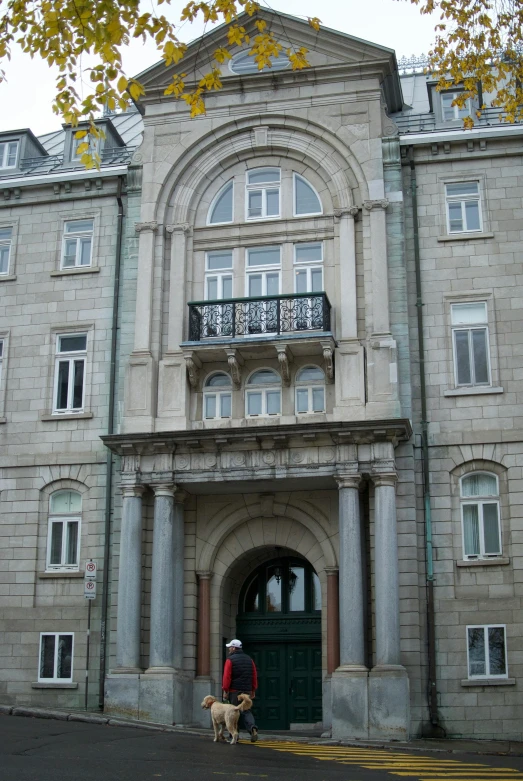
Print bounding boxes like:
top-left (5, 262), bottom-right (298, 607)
top-left (229, 691), bottom-right (256, 733)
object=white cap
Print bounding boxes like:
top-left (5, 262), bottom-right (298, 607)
top-left (225, 639), bottom-right (242, 648)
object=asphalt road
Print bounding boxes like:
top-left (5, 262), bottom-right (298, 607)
top-left (2, 716), bottom-right (523, 781)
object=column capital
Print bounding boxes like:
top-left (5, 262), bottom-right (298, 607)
top-left (152, 483), bottom-right (175, 497)
top-left (135, 220), bottom-right (159, 233)
top-left (196, 570), bottom-right (213, 580)
top-left (371, 472), bottom-right (397, 488)
top-left (121, 483), bottom-right (145, 499)
top-left (165, 222), bottom-right (192, 236)
top-left (335, 472), bottom-right (362, 490)
top-left (363, 198), bottom-right (389, 211)
top-left (325, 567), bottom-right (339, 576)
top-left (334, 206), bottom-right (360, 220)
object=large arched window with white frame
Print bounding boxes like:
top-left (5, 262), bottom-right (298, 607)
top-left (203, 372), bottom-right (232, 420)
top-left (207, 180), bottom-right (234, 225)
top-left (295, 365), bottom-right (325, 414)
top-left (46, 489), bottom-right (82, 571)
top-left (246, 369), bottom-right (281, 417)
top-left (460, 472), bottom-right (502, 560)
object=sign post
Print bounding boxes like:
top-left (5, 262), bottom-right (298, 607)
top-left (84, 560), bottom-right (97, 711)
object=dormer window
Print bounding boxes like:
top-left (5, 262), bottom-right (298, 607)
top-left (71, 134), bottom-right (99, 162)
top-left (441, 91), bottom-right (470, 121)
top-left (0, 140), bottom-right (19, 169)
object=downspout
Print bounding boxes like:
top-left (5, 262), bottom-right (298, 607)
top-left (98, 175), bottom-right (125, 710)
top-left (408, 147), bottom-right (445, 735)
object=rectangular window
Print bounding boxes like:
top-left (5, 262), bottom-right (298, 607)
top-left (0, 227), bottom-right (12, 275)
top-left (451, 302), bottom-right (490, 387)
top-left (205, 251), bottom-right (233, 300)
top-left (462, 502), bottom-right (501, 558)
top-left (38, 633), bottom-right (74, 682)
top-left (445, 182), bottom-right (481, 234)
top-left (467, 625), bottom-right (507, 679)
top-left (53, 333), bottom-right (87, 414)
top-left (61, 219), bottom-right (94, 268)
top-left (246, 246), bottom-right (281, 335)
top-left (246, 168), bottom-right (281, 220)
top-left (47, 518), bottom-right (80, 570)
top-left (0, 140), bottom-right (19, 169)
top-left (441, 92), bottom-right (470, 121)
top-left (204, 392), bottom-right (232, 419)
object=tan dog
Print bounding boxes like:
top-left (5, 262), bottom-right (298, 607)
top-left (201, 693), bottom-right (253, 744)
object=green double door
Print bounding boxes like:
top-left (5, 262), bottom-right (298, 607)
top-left (245, 642), bottom-right (322, 730)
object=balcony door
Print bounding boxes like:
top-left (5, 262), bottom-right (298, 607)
top-left (246, 246), bottom-right (281, 335)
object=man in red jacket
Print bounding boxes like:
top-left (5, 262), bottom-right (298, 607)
top-left (222, 639), bottom-right (258, 742)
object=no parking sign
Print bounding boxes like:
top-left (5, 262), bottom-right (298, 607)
top-left (84, 559), bottom-right (97, 599)
top-left (84, 579), bottom-right (96, 599)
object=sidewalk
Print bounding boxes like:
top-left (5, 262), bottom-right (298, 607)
top-left (1, 703), bottom-right (522, 757)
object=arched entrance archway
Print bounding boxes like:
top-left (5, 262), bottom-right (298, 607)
top-left (236, 555), bottom-right (322, 730)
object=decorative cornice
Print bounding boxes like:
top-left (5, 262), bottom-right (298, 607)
top-left (165, 223), bottom-right (192, 236)
top-left (363, 199), bottom-right (390, 212)
top-left (135, 221), bottom-right (159, 233)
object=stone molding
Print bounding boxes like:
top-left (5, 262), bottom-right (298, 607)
top-left (363, 199), bottom-right (390, 211)
top-left (165, 223), bottom-right (192, 236)
top-left (135, 221), bottom-right (159, 233)
top-left (371, 472), bottom-right (398, 488)
top-left (151, 482), bottom-right (175, 497)
top-left (196, 571), bottom-right (213, 580)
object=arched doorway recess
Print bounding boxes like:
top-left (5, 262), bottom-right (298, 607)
top-left (236, 555), bottom-right (322, 730)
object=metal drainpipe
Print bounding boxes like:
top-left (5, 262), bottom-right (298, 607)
top-left (408, 147), bottom-right (444, 735)
top-left (98, 175), bottom-right (125, 711)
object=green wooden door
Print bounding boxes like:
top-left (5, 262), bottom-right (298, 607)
top-left (288, 644), bottom-right (323, 725)
top-left (248, 644), bottom-right (287, 729)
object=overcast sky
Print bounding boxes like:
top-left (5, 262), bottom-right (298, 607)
top-left (0, 0), bottom-right (438, 136)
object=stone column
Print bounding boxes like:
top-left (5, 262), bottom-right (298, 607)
top-left (115, 484), bottom-right (144, 672)
top-left (147, 484), bottom-right (176, 672)
top-left (196, 572), bottom-right (212, 677)
top-left (326, 568), bottom-right (340, 675)
top-left (172, 489), bottom-right (187, 670)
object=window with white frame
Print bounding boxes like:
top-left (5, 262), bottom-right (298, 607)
top-left (38, 632), bottom-right (74, 682)
top-left (71, 133), bottom-right (99, 162)
top-left (205, 251), bottom-right (233, 337)
top-left (467, 625), bottom-right (507, 679)
top-left (246, 246), bottom-right (281, 334)
top-left (441, 91), bottom-right (471, 122)
top-left (460, 472), bottom-right (501, 559)
top-left (295, 366), bottom-right (325, 414)
top-left (451, 302), bottom-right (490, 387)
top-left (246, 369), bottom-right (281, 417)
top-left (208, 181), bottom-right (234, 224)
top-left (294, 242), bottom-right (324, 330)
top-left (0, 140), bottom-right (19, 169)
top-left (294, 174), bottom-right (322, 216)
top-left (203, 372), bottom-right (232, 420)
top-left (46, 490), bottom-right (82, 571)
top-left (53, 333), bottom-right (87, 414)
top-left (61, 219), bottom-right (94, 268)
top-left (246, 168), bottom-right (281, 220)
top-left (0, 227), bottom-right (12, 275)
top-left (445, 181), bottom-right (481, 234)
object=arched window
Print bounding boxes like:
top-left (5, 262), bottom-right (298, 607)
top-left (294, 174), bottom-right (322, 216)
top-left (47, 490), bottom-right (82, 571)
top-left (460, 472), bottom-right (501, 559)
top-left (246, 369), bottom-right (281, 417)
top-left (230, 50), bottom-right (290, 75)
top-left (208, 181), bottom-right (234, 225)
top-left (295, 366), bottom-right (325, 414)
top-left (203, 372), bottom-right (232, 419)
top-left (239, 558), bottom-right (321, 615)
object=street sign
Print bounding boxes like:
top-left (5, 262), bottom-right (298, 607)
top-left (84, 579), bottom-right (96, 599)
top-left (85, 560), bottom-right (97, 579)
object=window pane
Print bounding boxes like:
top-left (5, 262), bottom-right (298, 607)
top-left (472, 329), bottom-right (489, 384)
top-left (462, 473), bottom-right (497, 497)
top-left (206, 373), bottom-right (231, 387)
top-left (51, 490), bottom-right (81, 513)
top-left (266, 390), bottom-right (281, 415)
top-left (232, 51), bottom-right (288, 74)
top-left (288, 566), bottom-right (305, 611)
top-left (448, 201), bottom-right (463, 232)
top-left (465, 200), bottom-right (480, 231)
top-left (65, 521), bottom-right (78, 565)
top-left (295, 242), bottom-right (322, 263)
top-left (207, 277), bottom-right (218, 300)
top-left (311, 268), bottom-right (323, 292)
top-left (63, 239), bottom-right (78, 267)
top-left (266, 566), bottom-right (282, 611)
top-left (220, 393), bottom-right (232, 418)
top-left (65, 219), bottom-right (94, 233)
top-left (468, 627), bottom-right (486, 676)
top-left (248, 190), bottom-right (263, 218)
top-left (266, 273), bottom-right (280, 296)
top-left (295, 176), bottom-right (322, 214)
top-left (209, 182), bottom-right (233, 224)
top-left (442, 94), bottom-right (456, 121)
top-left (297, 366), bottom-right (324, 382)
top-left (488, 627), bottom-right (506, 675)
top-left (204, 394), bottom-right (216, 419)
top-left (312, 387), bottom-right (325, 412)
top-left (59, 334), bottom-right (87, 352)
top-left (207, 251), bottom-right (233, 270)
top-left (248, 246), bottom-right (281, 267)
top-left (0, 245), bottom-right (10, 274)
top-left (266, 189), bottom-right (279, 216)
top-left (0, 227), bottom-right (12, 241)
top-left (483, 504), bottom-right (501, 554)
top-left (57, 635), bottom-right (73, 679)
top-left (248, 274), bottom-right (262, 297)
top-left (296, 388), bottom-right (309, 413)
top-left (248, 168), bottom-right (280, 184)
top-left (454, 330), bottom-right (471, 385)
top-left (451, 302), bottom-right (487, 325)
top-left (40, 635), bottom-right (56, 679)
top-left (247, 392), bottom-right (262, 415)
top-left (463, 504), bottom-right (480, 556)
top-left (79, 238), bottom-right (92, 266)
top-left (222, 276), bottom-right (233, 299)
top-left (7, 142), bottom-right (18, 166)
top-left (248, 370), bottom-right (280, 385)
top-left (56, 361), bottom-right (70, 409)
top-left (50, 522), bottom-right (63, 565)
top-left (295, 270), bottom-right (307, 294)
top-left (312, 572), bottom-right (321, 611)
top-left (447, 182), bottom-right (479, 197)
top-left (72, 360), bottom-right (84, 409)
top-left (244, 574), bottom-right (259, 611)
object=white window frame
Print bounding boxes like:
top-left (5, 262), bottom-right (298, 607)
top-left (451, 302), bottom-right (491, 388)
top-left (207, 181), bottom-right (234, 225)
top-left (38, 632), bottom-right (74, 683)
top-left (245, 168), bottom-right (281, 221)
top-left (71, 133), bottom-right (100, 162)
top-left (460, 472), bottom-right (501, 560)
top-left (445, 181), bottom-right (482, 234)
top-left (293, 173), bottom-right (323, 217)
top-left (46, 491), bottom-right (82, 572)
top-left (0, 226), bottom-right (13, 275)
top-left (205, 251), bottom-right (233, 301)
top-left (0, 140), bottom-right (19, 169)
top-left (53, 333), bottom-right (87, 414)
top-left (441, 91), bottom-right (471, 121)
top-left (61, 219), bottom-right (94, 269)
top-left (245, 370), bottom-right (282, 418)
top-left (245, 246), bottom-right (281, 336)
top-left (466, 625), bottom-right (508, 680)
top-left (295, 366), bottom-right (326, 414)
top-left (203, 373), bottom-right (232, 420)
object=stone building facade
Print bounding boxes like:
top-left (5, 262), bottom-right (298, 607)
top-left (1, 10), bottom-right (522, 741)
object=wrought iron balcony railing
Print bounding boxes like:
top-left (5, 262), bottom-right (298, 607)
top-left (188, 292), bottom-right (332, 341)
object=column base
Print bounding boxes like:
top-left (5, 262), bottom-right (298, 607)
top-left (143, 666), bottom-right (176, 674)
top-left (192, 676), bottom-right (215, 727)
top-left (112, 667), bottom-right (143, 674)
top-left (104, 670), bottom-right (193, 726)
top-left (331, 667), bottom-right (369, 740)
top-left (368, 665), bottom-right (410, 740)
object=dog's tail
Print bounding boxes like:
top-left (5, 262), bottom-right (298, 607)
top-left (236, 694), bottom-right (253, 712)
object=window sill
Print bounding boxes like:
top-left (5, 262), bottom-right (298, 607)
top-left (38, 571), bottom-right (84, 579)
top-left (0, 274), bottom-right (16, 282)
top-left (437, 232), bottom-right (494, 242)
top-left (461, 678), bottom-right (515, 687)
top-left (40, 412), bottom-right (93, 421)
top-left (31, 682), bottom-right (78, 689)
top-left (456, 557), bottom-right (510, 568)
top-left (444, 386), bottom-right (503, 397)
top-left (50, 266), bottom-right (100, 277)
